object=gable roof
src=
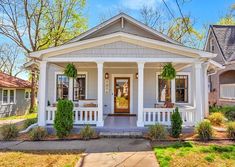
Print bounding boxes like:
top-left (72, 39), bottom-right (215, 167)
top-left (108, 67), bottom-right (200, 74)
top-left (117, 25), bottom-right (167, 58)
top-left (67, 12), bottom-right (181, 45)
top-left (210, 25), bottom-right (235, 62)
top-left (0, 72), bottom-right (31, 88)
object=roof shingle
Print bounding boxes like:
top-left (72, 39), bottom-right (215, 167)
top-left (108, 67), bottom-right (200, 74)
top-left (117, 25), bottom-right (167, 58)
top-left (0, 72), bottom-right (31, 88)
top-left (212, 25), bottom-right (235, 62)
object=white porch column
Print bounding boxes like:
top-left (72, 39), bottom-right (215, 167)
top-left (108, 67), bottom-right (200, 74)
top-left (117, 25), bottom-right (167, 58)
top-left (137, 62), bottom-right (145, 127)
top-left (194, 62), bottom-right (203, 123)
top-left (68, 78), bottom-right (73, 100)
top-left (171, 79), bottom-right (176, 104)
top-left (97, 61), bottom-right (104, 127)
top-left (203, 63), bottom-right (209, 118)
top-left (38, 61), bottom-right (47, 126)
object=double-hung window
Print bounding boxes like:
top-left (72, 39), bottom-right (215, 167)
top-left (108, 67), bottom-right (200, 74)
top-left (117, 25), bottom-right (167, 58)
top-left (2, 89), bottom-right (15, 104)
top-left (157, 74), bottom-right (189, 103)
top-left (73, 74), bottom-right (86, 101)
top-left (175, 75), bottom-right (188, 103)
top-left (158, 75), bottom-right (171, 102)
top-left (56, 74), bottom-right (69, 100)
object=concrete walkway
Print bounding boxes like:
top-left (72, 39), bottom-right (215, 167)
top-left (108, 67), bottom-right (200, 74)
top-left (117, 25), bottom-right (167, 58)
top-left (0, 119), bottom-right (25, 127)
top-left (0, 138), bottom-right (159, 167)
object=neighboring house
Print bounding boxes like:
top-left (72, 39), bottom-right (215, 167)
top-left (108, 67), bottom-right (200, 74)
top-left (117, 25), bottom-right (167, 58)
top-left (28, 13), bottom-right (216, 128)
top-left (0, 72), bottom-right (31, 117)
top-left (205, 25), bottom-right (235, 106)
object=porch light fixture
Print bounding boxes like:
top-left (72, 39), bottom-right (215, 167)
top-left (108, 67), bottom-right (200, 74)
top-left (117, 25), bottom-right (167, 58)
top-left (105, 72), bottom-right (109, 79)
top-left (136, 73), bottom-right (138, 79)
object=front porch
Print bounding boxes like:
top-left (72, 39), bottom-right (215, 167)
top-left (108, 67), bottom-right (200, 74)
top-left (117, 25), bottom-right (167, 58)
top-left (39, 60), bottom-right (207, 128)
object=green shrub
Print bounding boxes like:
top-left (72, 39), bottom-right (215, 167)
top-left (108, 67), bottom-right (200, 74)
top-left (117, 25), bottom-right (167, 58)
top-left (171, 107), bottom-right (183, 138)
top-left (148, 124), bottom-right (167, 140)
top-left (23, 118), bottom-right (37, 129)
top-left (209, 105), bottom-right (235, 121)
top-left (80, 125), bottom-right (96, 140)
top-left (1, 124), bottom-right (19, 140)
top-left (30, 127), bottom-right (47, 141)
top-left (226, 122), bottom-right (235, 140)
top-left (54, 99), bottom-right (74, 138)
top-left (196, 120), bottom-right (213, 141)
top-left (208, 112), bottom-right (225, 126)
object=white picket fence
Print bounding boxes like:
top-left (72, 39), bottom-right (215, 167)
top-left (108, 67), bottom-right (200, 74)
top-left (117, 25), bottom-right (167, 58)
top-left (143, 107), bottom-right (195, 126)
top-left (46, 107), bottom-right (98, 125)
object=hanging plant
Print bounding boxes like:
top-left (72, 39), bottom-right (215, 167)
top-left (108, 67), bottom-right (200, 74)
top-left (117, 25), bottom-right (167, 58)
top-left (161, 63), bottom-right (176, 80)
top-left (64, 63), bottom-right (77, 78)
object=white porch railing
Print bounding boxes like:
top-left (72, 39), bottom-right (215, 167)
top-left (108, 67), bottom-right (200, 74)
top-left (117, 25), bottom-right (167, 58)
top-left (220, 84), bottom-right (235, 99)
top-left (46, 107), bottom-right (98, 125)
top-left (143, 107), bottom-right (195, 126)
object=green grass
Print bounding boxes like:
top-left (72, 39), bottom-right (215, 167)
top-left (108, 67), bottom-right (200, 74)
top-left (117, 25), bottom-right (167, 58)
top-left (0, 113), bottom-right (37, 121)
top-left (154, 142), bottom-right (235, 167)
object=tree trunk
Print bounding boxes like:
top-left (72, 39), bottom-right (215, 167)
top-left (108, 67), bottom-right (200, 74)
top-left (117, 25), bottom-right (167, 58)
top-left (29, 69), bottom-right (36, 113)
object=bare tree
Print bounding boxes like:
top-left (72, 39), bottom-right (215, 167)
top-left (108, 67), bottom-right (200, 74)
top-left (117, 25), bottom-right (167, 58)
top-left (0, 0), bottom-right (87, 113)
top-left (0, 43), bottom-right (24, 76)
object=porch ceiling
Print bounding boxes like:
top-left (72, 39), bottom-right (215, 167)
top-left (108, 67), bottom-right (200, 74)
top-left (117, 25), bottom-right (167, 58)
top-left (53, 62), bottom-right (191, 71)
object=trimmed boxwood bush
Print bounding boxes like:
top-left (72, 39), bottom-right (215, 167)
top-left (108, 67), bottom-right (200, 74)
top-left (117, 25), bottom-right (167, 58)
top-left (1, 124), bottom-right (19, 140)
top-left (171, 107), bottom-right (183, 138)
top-left (54, 99), bottom-right (74, 138)
top-left (196, 120), bottom-right (213, 141)
top-left (80, 125), bottom-right (96, 140)
top-left (227, 122), bottom-right (235, 140)
top-left (208, 112), bottom-right (225, 126)
top-left (30, 127), bottom-right (47, 141)
top-left (148, 124), bottom-right (167, 140)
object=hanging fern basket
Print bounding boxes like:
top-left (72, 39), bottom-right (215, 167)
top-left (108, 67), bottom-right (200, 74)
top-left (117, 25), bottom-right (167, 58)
top-left (64, 63), bottom-right (77, 78)
top-left (161, 63), bottom-right (176, 80)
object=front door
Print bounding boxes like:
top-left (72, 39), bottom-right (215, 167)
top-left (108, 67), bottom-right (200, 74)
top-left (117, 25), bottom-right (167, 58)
top-left (114, 77), bottom-right (130, 113)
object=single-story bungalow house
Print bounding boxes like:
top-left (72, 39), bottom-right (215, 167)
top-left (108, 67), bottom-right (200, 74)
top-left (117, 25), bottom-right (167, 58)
top-left (0, 72), bottom-right (31, 117)
top-left (29, 13), bottom-right (218, 128)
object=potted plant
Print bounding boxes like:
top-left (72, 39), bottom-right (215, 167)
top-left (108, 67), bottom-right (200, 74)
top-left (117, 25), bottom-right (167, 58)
top-left (64, 63), bottom-right (77, 78)
top-left (160, 63), bottom-right (176, 108)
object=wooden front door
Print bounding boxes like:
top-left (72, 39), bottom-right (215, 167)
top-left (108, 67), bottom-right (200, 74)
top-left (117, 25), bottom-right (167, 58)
top-left (114, 77), bottom-right (130, 113)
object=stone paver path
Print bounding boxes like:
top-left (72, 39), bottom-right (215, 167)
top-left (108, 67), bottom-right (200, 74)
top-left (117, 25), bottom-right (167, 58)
top-left (0, 138), bottom-right (159, 167)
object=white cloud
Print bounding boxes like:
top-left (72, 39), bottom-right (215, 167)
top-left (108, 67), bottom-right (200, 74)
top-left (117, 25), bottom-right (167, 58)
top-left (121, 0), bottom-right (161, 10)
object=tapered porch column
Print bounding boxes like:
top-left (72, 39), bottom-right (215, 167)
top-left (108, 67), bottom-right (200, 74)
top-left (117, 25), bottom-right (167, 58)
top-left (97, 61), bottom-right (104, 127)
top-left (137, 62), bottom-right (145, 127)
top-left (194, 62), bottom-right (203, 122)
top-left (203, 63), bottom-right (209, 118)
top-left (38, 61), bottom-right (47, 126)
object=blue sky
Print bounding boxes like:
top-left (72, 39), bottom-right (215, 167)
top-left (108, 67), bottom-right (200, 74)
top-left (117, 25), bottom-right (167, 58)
top-left (84, 0), bottom-right (234, 29)
top-left (2, 0), bottom-right (234, 80)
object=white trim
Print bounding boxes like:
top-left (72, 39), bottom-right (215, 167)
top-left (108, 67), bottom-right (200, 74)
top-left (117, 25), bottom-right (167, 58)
top-left (54, 71), bottom-right (88, 102)
top-left (111, 74), bottom-right (134, 114)
top-left (68, 13), bottom-right (180, 45)
top-left (2, 89), bottom-right (16, 104)
top-left (155, 72), bottom-right (191, 104)
top-left (46, 57), bottom-right (199, 63)
top-left (31, 32), bottom-right (216, 59)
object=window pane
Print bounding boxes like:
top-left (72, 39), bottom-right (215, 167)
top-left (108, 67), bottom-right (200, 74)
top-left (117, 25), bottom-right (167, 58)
top-left (158, 76), bottom-right (171, 102)
top-left (56, 75), bottom-right (69, 100)
top-left (3, 90), bottom-right (8, 103)
top-left (175, 75), bottom-right (188, 103)
top-left (10, 90), bottom-right (14, 103)
top-left (25, 92), bottom-right (29, 99)
top-left (73, 74), bottom-right (86, 101)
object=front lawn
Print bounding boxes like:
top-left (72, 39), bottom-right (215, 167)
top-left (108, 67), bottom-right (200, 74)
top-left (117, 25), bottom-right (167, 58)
top-left (154, 142), bottom-right (235, 167)
top-left (0, 113), bottom-right (37, 121)
top-left (0, 151), bottom-right (81, 167)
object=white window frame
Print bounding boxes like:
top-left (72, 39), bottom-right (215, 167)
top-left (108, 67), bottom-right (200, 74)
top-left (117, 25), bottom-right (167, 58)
top-left (156, 72), bottom-right (191, 104)
top-left (2, 89), bottom-right (16, 104)
top-left (73, 72), bottom-right (88, 101)
top-left (54, 71), bottom-right (88, 102)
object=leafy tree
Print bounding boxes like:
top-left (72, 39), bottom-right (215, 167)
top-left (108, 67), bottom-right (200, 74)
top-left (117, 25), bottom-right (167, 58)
top-left (0, 0), bottom-right (87, 112)
top-left (218, 3), bottom-right (235, 25)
